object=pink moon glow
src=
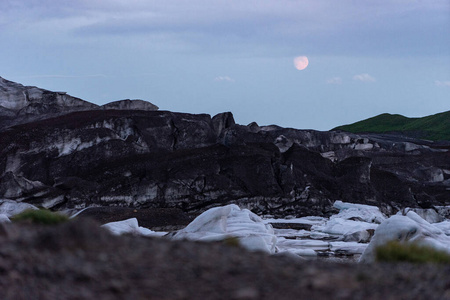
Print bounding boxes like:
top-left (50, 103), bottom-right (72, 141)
top-left (294, 56), bottom-right (309, 70)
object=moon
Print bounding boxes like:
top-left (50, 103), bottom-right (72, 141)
top-left (294, 56), bottom-right (309, 70)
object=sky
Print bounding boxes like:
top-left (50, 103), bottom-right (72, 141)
top-left (0, 0), bottom-right (449, 130)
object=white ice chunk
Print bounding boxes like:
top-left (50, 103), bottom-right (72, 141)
top-left (396, 208), bottom-right (443, 223)
top-left (329, 241), bottom-right (368, 255)
top-left (276, 238), bottom-right (330, 250)
top-left (283, 248), bottom-right (318, 257)
top-left (275, 238), bottom-right (327, 257)
top-left (333, 200), bottom-right (386, 224)
top-left (311, 218), bottom-right (378, 236)
top-left (263, 216), bottom-right (327, 226)
top-left (342, 229), bottom-right (373, 243)
top-left (0, 199), bottom-right (38, 217)
top-left (101, 218), bottom-right (164, 237)
top-left (0, 214), bottom-right (11, 223)
top-left (273, 229), bottom-right (313, 239)
top-left (172, 204), bottom-right (277, 254)
top-left (359, 211), bottom-right (450, 263)
top-left (41, 195), bottom-right (65, 209)
top-left (434, 220), bottom-right (450, 236)
top-left (180, 205), bottom-right (231, 234)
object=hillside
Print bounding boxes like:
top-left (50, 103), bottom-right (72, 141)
top-left (333, 111), bottom-right (450, 141)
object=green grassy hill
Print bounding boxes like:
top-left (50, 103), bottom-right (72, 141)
top-left (333, 111), bottom-right (450, 141)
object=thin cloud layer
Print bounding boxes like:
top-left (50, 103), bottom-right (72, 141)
top-left (327, 77), bottom-right (343, 84)
top-left (214, 76), bottom-right (235, 83)
top-left (435, 80), bottom-right (450, 87)
top-left (1, 0), bottom-right (449, 56)
top-left (353, 74), bottom-right (376, 82)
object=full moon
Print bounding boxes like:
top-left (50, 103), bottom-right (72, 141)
top-left (294, 56), bottom-right (309, 70)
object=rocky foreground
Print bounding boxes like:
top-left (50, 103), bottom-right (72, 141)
top-left (1, 75), bottom-right (450, 299)
top-left (0, 220), bottom-right (449, 300)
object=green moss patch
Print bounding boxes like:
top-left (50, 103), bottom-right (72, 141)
top-left (11, 209), bottom-right (69, 225)
top-left (375, 241), bottom-right (450, 264)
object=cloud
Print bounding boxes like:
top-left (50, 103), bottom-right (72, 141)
top-left (353, 73), bottom-right (376, 82)
top-left (435, 80), bottom-right (450, 87)
top-left (214, 76), bottom-right (235, 82)
top-left (2, 0), bottom-right (448, 57)
top-left (326, 77), bottom-right (343, 84)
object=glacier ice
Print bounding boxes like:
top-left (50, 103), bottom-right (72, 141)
top-left (172, 204), bottom-right (277, 254)
top-left (359, 211), bottom-right (450, 263)
top-left (0, 199), bottom-right (38, 217)
top-left (101, 218), bottom-right (166, 237)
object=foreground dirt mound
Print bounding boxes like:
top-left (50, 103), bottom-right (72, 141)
top-left (1, 220), bottom-right (449, 299)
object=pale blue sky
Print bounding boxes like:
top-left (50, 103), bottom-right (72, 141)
top-left (1, 0), bottom-right (449, 130)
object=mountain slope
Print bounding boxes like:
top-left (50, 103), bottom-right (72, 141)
top-left (0, 76), bottom-right (159, 129)
top-left (333, 111), bottom-right (450, 141)
top-left (0, 76), bottom-right (98, 113)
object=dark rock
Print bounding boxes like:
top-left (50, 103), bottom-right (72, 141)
top-left (75, 207), bottom-right (194, 230)
top-left (0, 76), bottom-right (158, 130)
top-left (212, 111), bottom-right (235, 137)
top-left (0, 77), bottom-right (449, 218)
top-left (101, 99), bottom-right (158, 111)
top-left (269, 223), bottom-right (313, 230)
top-left (0, 76), bottom-right (98, 127)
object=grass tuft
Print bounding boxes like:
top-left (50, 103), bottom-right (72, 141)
top-left (11, 209), bottom-right (69, 225)
top-left (222, 236), bottom-right (241, 248)
top-left (375, 241), bottom-right (450, 264)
